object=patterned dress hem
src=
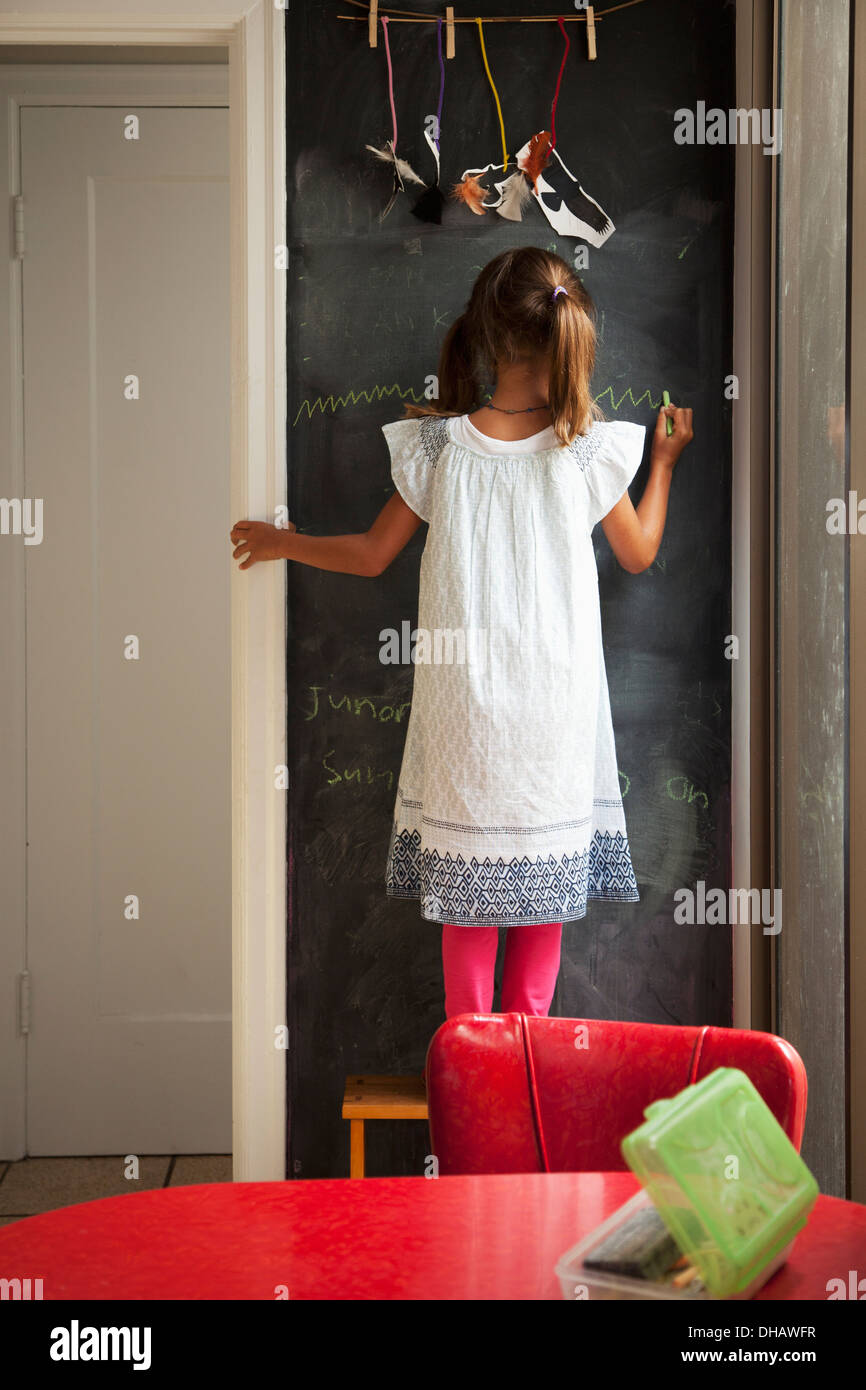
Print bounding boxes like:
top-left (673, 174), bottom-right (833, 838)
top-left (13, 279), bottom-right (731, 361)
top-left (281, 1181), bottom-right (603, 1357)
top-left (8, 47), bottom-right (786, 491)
top-left (385, 886), bottom-right (640, 927)
top-left (385, 825), bottom-right (640, 926)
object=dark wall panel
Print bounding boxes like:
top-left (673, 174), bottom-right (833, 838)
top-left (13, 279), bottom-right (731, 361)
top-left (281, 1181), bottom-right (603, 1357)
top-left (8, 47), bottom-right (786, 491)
top-left (286, 0), bottom-right (734, 1178)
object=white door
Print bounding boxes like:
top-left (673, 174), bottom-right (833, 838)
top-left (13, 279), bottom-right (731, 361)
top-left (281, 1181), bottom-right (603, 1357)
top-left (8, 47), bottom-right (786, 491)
top-left (22, 106), bottom-right (231, 1154)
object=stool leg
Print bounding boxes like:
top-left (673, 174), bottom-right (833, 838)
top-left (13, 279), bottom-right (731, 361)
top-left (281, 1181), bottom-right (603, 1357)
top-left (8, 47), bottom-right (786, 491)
top-left (350, 1119), bottom-right (365, 1178)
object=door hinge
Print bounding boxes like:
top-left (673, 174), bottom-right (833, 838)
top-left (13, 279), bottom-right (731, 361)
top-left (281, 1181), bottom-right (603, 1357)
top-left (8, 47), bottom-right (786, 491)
top-left (18, 971), bottom-right (30, 1035)
top-left (13, 195), bottom-right (24, 259)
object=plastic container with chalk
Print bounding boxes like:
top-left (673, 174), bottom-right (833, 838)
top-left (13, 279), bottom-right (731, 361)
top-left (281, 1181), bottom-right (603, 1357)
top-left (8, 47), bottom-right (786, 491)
top-left (556, 1066), bottom-right (819, 1301)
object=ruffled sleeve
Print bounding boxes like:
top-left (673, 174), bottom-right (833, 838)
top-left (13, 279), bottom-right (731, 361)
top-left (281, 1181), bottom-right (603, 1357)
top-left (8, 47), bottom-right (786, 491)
top-left (381, 416), bottom-right (448, 524)
top-left (584, 420), bottom-right (647, 527)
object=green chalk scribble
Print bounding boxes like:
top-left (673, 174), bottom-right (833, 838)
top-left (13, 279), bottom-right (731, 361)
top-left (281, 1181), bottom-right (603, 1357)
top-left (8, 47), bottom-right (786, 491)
top-left (293, 381), bottom-right (665, 428)
top-left (292, 382), bottom-right (427, 428)
top-left (593, 385), bottom-right (662, 413)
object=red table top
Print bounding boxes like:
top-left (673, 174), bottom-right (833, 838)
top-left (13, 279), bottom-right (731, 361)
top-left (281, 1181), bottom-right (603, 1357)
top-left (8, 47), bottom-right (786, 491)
top-left (1, 1172), bottom-right (864, 1300)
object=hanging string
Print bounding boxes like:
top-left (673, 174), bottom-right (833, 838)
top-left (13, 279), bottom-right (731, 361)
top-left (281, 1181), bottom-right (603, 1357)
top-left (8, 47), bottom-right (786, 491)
top-left (475, 17), bottom-right (508, 172)
top-left (434, 15), bottom-right (445, 152)
top-left (549, 16), bottom-right (570, 152)
top-left (366, 12), bottom-right (425, 219)
top-left (381, 15), bottom-right (398, 152)
top-left (411, 15), bottom-right (448, 220)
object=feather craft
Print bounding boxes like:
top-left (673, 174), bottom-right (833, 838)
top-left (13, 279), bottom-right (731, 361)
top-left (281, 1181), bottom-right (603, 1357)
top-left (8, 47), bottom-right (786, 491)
top-left (520, 130), bottom-right (553, 193)
top-left (515, 134), bottom-right (615, 248)
top-left (365, 140), bottom-right (425, 221)
top-left (411, 118), bottom-right (446, 224)
top-left (365, 142), bottom-right (425, 187)
top-left (450, 173), bottom-right (489, 216)
top-left (411, 183), bottom-right (446, 223)
top-left (493, 170), bottom-right (533, 222)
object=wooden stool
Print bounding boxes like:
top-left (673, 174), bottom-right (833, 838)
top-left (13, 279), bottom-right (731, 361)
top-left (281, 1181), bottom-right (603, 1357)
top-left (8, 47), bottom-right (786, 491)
top-left (341, 1074), bottom-right (428, 1178)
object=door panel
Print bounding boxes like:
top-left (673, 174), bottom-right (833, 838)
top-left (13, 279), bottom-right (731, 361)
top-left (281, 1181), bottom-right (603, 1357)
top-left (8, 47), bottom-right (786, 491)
top-left (22, 107), bottom-right (231, 1153)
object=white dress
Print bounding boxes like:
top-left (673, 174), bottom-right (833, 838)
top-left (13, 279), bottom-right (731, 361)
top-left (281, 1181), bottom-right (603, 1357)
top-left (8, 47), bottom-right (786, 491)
top-left (381, 410), bottom-right (646, 926)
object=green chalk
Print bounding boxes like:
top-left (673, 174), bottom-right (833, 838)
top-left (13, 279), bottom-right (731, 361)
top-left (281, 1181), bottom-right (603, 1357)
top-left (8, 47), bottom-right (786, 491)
top-left (662, 389), bottom-right (673, 436)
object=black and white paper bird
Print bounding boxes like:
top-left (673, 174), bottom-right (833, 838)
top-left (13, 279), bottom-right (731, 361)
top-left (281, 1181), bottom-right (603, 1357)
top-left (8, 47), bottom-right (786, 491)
top-left (516, 131), bottom-right (614, 247)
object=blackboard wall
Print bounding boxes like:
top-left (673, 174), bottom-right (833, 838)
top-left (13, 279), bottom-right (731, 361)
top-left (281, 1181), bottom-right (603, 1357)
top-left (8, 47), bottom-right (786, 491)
top-left (285, 0), bottom-right (734, 1179)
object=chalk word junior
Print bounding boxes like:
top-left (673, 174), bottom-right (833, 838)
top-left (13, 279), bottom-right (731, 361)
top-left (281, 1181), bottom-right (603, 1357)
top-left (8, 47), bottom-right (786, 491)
top-left (304, 685), bottom-right (411, 724)
top-left (673, 880), bottom-right (782, 936)
top-left (379, 620), bottom-right (487, 668)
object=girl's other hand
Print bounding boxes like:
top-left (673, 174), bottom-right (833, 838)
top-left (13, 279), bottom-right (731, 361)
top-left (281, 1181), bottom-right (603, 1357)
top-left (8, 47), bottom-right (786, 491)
top-left (231, 518), bottom-right (295, 569)
top-left (652, 402), bottom-right (694, 470)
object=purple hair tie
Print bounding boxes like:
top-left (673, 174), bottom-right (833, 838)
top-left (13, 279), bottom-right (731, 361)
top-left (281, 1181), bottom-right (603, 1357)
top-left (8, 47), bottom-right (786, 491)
top-left (552, 285), bottom-right (568, 300)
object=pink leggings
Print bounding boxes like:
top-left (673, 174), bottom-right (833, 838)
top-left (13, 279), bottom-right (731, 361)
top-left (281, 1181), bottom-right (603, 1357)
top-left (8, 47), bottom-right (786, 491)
top-left (441, 921), bottom-right (563, 1018)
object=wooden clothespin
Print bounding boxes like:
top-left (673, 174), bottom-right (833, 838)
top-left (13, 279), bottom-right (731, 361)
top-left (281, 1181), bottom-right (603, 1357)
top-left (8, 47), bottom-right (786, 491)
top-left (369, 0), bottom-right (378, 49)
top-left (586, 5), bottom-right (597, 61)
top-left (446, 7), bottom-right (456, 59)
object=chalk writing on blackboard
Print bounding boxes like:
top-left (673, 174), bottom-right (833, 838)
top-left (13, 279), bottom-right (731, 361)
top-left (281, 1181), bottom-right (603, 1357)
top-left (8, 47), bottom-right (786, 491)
top-left (292, 382), bottom-right (667, 428)
top-left (316, 743), bottom-right (633, 804)
top-left (303, 684), bottom-right (411, 724)
top-left (665, 775), bottom-right (709, 810)
top-left (322, 750), bottom-right (395, 792)
top-left (292, 382), bottom-right (425, 427)
top-left (593, 385), bottom-right (662, 413)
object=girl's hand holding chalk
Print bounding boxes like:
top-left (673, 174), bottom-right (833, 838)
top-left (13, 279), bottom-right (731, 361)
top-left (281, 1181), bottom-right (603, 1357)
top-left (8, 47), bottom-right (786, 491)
top-left (652, 399), bottom-right (694, 470)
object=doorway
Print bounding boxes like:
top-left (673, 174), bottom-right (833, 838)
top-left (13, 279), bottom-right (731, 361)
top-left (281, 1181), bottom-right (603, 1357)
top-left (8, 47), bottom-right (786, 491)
top-left (0, 2), bottom-right (288, 1187)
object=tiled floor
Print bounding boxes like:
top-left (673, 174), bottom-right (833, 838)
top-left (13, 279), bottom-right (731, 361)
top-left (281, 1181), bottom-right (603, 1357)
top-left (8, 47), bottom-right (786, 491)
top-left (0, 1155), bottom-right (233, 1226)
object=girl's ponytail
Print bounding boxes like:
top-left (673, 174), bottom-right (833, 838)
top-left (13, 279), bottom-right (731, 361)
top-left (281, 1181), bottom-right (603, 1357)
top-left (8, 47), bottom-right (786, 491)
top-left (403, 313), bottom-right (480, 420)
top-left (436, 313), bottom-right (481, 414)
top-left (548, 284), bottom-right (605, 445)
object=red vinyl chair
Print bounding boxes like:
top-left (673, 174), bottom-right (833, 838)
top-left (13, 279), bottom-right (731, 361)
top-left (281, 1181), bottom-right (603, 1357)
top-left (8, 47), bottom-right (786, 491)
top-left (424, 1015), bottom-right (808, 1175)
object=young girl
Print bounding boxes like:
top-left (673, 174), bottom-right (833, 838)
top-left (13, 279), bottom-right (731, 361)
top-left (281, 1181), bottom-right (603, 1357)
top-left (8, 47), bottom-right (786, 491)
top-left (231, 247), bottom-right (693, 1022)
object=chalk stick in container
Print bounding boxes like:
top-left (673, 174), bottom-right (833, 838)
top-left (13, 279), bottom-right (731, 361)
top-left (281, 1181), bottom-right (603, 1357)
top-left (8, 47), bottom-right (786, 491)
top-left (583, 1205), bottom-right (681, 1281)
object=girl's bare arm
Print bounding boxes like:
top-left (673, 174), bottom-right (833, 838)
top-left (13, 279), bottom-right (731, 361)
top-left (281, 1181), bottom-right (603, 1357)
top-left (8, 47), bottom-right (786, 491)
top-left (230, 491), bottom-right (424, 577)
top-left (600, 404), bottom-right (693, 574)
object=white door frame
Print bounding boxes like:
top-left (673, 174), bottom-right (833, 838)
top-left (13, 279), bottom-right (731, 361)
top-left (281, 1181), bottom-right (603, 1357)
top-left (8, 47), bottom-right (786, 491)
top-left (0, 5), bottom-right (287, 1180)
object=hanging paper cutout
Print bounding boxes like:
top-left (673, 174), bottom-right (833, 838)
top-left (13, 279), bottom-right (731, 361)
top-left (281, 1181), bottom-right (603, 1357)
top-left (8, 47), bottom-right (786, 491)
top-left (453, 140), bottom-right (612, 242)
top-left (515, 131), bottom-right (614, 246)
top-left (411, 17), bottom-right (447, 223)
top-left (452, 17), bottom-right (530, 220)
top-left (451, 159), bottom-right (533, 222)
top-left (411, 141), bottom-right (445, 222)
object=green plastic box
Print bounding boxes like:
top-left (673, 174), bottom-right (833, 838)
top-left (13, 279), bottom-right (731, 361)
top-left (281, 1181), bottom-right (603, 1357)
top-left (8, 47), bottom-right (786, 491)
top-left (620, 1066), bottom-right (819, 1298)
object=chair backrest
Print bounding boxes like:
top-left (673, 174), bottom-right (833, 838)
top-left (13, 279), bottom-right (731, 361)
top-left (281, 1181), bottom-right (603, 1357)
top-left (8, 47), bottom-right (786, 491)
top-left (425, 1014), bottom-right (808, 1175)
